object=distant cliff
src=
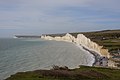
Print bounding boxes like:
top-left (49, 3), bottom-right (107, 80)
top-left (15, 35), bottom-right (41, 38)
top-left (41, 33), bottom-right (110, 58)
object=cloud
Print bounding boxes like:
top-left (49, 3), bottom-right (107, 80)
top-left (0, 0), bottom-right (120, 37)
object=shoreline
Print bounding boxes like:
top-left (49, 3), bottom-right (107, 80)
top-left (82, 46), bottom-right (101, 66)
top-left (75, 44), bottom-right (95, 66)
top-left (81, 45), bottom-right (108, 67)
top-left (48, 40), bottom-right (101, 67)
top-left (49, 40), bottom-right (107, 67)
top-left (41, 32), bottom-right (110, 67)
top-left (72, 42), bottom-right (102, 67)
top-left (2, 39), bottom-right (99, 80)
top-left (3, 38), bottom-right (109, 80)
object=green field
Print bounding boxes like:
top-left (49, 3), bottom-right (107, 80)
top-left (6, 66), bottom-right (120, 80)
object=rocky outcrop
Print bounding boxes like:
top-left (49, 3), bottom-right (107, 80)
top-left (41, 33), bottom-right (110, 58)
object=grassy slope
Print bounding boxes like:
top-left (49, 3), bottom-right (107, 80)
top-left (6, 66), bottom-right (120, 80)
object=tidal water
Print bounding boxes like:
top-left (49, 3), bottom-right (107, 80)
top-left (0, 38), bottom-right (94, 80)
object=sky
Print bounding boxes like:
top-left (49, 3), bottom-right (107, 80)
top-left (0, 0), bottom-right (120, 37)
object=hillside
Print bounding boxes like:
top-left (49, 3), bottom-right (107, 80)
top-left (6, 66), bottom-right (120, 80)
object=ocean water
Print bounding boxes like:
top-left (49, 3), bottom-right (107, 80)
top-left (0, 38), bottom-right (94, 80)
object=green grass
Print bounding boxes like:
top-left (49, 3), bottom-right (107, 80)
top-left (92, 39), bottom-right (120, 51)
top-left (6, 66), bottom-right (120, 80)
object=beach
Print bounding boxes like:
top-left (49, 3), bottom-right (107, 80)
top-left (41, 33), bottom-right (110, 67)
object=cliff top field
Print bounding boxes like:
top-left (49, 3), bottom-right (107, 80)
top-left (6, 66), bottom-right (120, 80)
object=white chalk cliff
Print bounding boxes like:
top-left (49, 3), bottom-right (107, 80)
top-left (41, 33), bottom-right (110, 58)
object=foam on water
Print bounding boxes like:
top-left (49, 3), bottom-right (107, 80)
top-left (0, 38), bottom-right (94, 80)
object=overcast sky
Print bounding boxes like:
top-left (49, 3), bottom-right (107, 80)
top-left (0, 0), bottom-right (120, 37)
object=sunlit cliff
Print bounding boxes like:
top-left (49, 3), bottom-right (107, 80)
top-left (41, 33), bottom-right (110, 58)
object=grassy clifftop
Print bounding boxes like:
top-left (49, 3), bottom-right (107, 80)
top-left (6, 66), bottom-right (120, 80)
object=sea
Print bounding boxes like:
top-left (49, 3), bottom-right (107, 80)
top-left (0, 38), bottom-right (95, 80)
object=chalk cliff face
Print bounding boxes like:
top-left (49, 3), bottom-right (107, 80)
top-left (41, 33), bottom-right (110, 58)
